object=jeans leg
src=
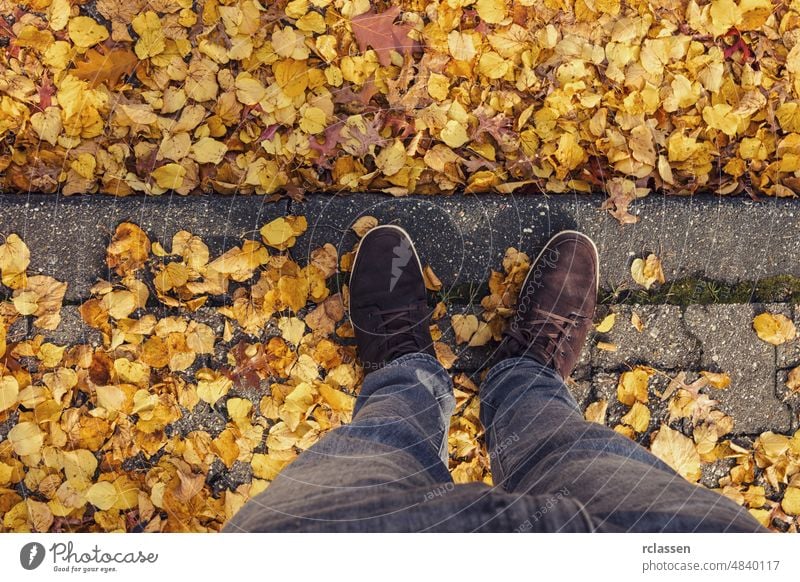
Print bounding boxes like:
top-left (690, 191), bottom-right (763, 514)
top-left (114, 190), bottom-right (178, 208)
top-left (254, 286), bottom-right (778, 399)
top-left (224, 353), bottom-right (455, 531)
top-left (480, 357), bottom-right (765, 532)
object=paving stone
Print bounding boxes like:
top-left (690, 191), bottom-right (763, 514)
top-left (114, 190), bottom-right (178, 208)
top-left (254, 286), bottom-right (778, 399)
top-left (0, 194), bottom-right (290, 302)
top-left (683, 304), bottom-right (792, 434)
top-left (566, 379), bottom-right (592, 409)
top-left (590, 305), bottom-right (700, 371)
top-left (774, 370), bottom-right (800, 432)
top-left (33, 305), bottom-right (103, 347)
top-left (775, 305), bottom-right (800, 369)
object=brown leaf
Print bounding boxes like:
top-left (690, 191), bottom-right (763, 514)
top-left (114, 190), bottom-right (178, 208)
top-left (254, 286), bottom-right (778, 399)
top-left (72, 46), bottom-right (139, 88)
top-left (350, 7), bottom-right (416, 67)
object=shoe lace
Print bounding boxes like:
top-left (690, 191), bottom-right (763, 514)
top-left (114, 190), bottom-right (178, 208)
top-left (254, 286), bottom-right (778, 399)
top-left (373, 304), bottom-right (429, 362)
top-left (503, 306), bottom-right (589, 362)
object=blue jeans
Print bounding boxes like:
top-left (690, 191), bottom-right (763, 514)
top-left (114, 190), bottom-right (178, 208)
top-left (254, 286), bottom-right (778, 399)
top-left (224, 354), bottom-right (765, 532)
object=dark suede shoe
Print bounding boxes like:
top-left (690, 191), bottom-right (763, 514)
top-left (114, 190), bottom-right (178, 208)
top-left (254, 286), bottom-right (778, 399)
top-left (348, 225), bottom-right (435, 373)
top-left (493, 230), bottom-right (599, 379)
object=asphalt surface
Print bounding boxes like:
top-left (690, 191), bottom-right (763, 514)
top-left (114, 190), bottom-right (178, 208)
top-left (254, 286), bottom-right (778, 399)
top-left (1, 192), bottom-right (797, 436)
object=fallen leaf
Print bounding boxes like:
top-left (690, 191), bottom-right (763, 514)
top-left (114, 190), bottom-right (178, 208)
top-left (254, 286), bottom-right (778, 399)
top-left (350, 7), bottom-right (415, 67)
top-left (700, 371), bottom-right (731, 390)
top-left (595, 313), bottom-right (616, 333)
top-left (631, 254), bottom-right (665, 290)
top-left (650, 424), bottom-right (702, 482)
top-left (352, 216), bottom-right (378, 237)
top-left (753, 313), bottom-right (797, 345)
top-left (584, 399), bottom-right (608, 424)
top-left (617, 366), bottom-right (652, 406)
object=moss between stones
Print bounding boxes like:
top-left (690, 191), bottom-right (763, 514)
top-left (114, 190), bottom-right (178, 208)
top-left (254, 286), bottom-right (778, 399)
top-left (440, 275), bottom-right (800, 307)
top-left (602, 275), bottom-right (800, 306)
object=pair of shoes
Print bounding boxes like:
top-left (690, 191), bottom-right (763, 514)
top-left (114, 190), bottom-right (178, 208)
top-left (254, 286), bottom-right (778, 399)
top-left (348, 225), bottom-right (599, 379)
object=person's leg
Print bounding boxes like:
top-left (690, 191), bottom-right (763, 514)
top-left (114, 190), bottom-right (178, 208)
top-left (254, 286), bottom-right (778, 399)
top-left (479, 230), bottom-right (765, 532)
top-left (225, 352), bottom-right (454, 531)
top-left (225, 224), bottom-right (456, 531)
top-left (480, 356), bottom-right (765, 532)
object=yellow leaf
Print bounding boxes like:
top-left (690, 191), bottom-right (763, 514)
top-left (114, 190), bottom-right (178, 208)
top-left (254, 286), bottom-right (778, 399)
top-left (650, 424), bottom-right (701, 482)
top-left (753, 312), bottom-right (796, 345)
top-left (700, 371), bottom-right (731, 389)
top-left (13, 290), bottom-right (38, 315)
top-left (8, 421), bottom-right (44, 456)
top-left (114, 358), bottom-right (150, 387)
top-left (434, 342), bottom-right (457, 369)
top-left (452, 314), bottom-right (479, 344)
top-left (782, 486), bottom-right (800, 515)
top-left (478, 51), bottom-right (509, 79)
top-left (62, 449), bottom-right (98, 485)
top-left (318, 383), bottom-right (355, 414)
top-left (352, 216), bottom-right (378, 237)
top-left (0, 234), bottom-right (30, 290)
top-left (427, 73), bottom-right (450, 101)
top-left (227, 397), bottom-right (253, 428)
top-left (447, 31), bottom-right (476, 61)
top-left (19, 276), bottom-right (67, 330)
top-left (786, 366), bottom-right (800, 393)
top-left (191, 137), bottom-right (228, 165)
top-left (375, 139), bottom-right (407, 176)
top-left (186, 321), bottom-right (215, 354)
top-left (617, 366), bottom-right (652, 406)
top-left (630, 254), bottom-right (665, 289)
top-left (468, 322), bottom-right (492, 347)
top-left (299, 107), bottom-right (327, 135)
top-left (107, 223), bottom-right (151, 277)
top-left (86, 481), bottom-right (117, 511)
top-left (131, 11), bottom-right (166, 59)
top-left (708, 0), bottom-right (742, 37)
top-left (48, 0), bottom-right (71, 32)
top-left (197, 371), bottom-right (233, 404)
top-left (0, 375), bottom-right (19, 413)
top-left (595, 313), bottom-right (616, 333)
top-left (100, 290), bottom-right (136, 320)
top-left (423, 265), bottom-right (442, 291)
top-left (68, 16), bottom-right (109, 48)
top-left (251, 453), bottom-right (292, 480)
top-left (584, 399), bottom-right (608, 424)
top-left (234, 73), bottom-right (267, 105)
top-left (278, 316), bottom-right (306, 346)
top-left (151, 163), bottom-right (187, 190)
top-left (703, 104), bottom-right (739, 137)
top-left (739, 0), bottom-right (773, 30)
top-left (95, 384), bottom-right (127, 413)
top-left (260, 216), bottom-right (308, 250)
top-left (621, 401), bottom-right (651, 433)
top-left (554, 132), bottom-right (586, 176)
top-left (439, 119), bottom-right (469, 148)
top-left (30, 106), bottom-right (62, 146)
top-left (26, 499), bottom-right (53, 532)
top-left (476, 0), bottom-right (508, 23)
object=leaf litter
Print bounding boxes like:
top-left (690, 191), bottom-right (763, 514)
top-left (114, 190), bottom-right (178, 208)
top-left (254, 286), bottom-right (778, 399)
top-left (0, 219), bottom-right (797, 532)
top-left (2, 0), bottom-right (800, 216)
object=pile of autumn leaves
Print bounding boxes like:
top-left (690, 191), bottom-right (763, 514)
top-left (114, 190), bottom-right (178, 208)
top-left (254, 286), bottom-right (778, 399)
top-left (4, 0), bottom-right (800, 210)
top-left (0, 216), bottom-right (797, 532)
